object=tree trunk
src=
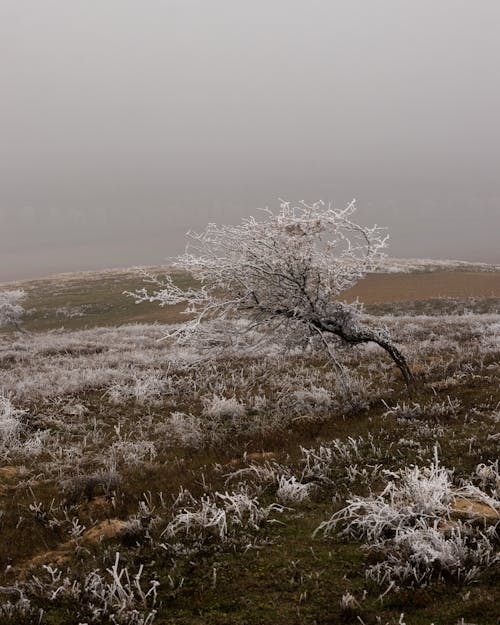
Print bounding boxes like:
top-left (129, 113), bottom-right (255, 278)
top-left (315, 318), bottom-right (414, 386)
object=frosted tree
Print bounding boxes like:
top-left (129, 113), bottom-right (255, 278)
top-left (0, 289), bottom-right (26, 332)
top-left (134, 201), bottom-right (413, 384)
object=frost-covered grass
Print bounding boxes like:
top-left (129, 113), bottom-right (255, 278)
top-left (0, 286), bottom-right (499, 623)
top-left (0, 395), bottom-right (25, 449)
top-left (316, 452), bottom-right (499, 588)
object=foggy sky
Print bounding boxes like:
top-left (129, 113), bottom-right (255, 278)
top-left (1, 0), bottom-right (499, 281)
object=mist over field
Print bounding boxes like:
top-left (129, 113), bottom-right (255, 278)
top-left (1, 0), bottom-right (500, 280)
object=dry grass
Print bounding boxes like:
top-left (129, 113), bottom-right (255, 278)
top-left (344, 271), bottom-right (500, 303)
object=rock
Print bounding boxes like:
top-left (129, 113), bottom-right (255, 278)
top-left (450, 497), bottom-right (499, 521)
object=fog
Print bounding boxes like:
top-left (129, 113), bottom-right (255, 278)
top-left (1, 0), bottom-right (499, 281)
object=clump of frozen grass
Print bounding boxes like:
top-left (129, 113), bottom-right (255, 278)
top-left (383, 397), bottom-right (462, 421)
top-left (317, 452), bottom-right (456, 540)
top-left (316, 452), bottom-right (500, 589)
top-left (0, 591), bottom-right (37, 623)
top-left (163, 487), bottom-right (284, 545)
top-left (276, 475), bottom-right (313, 504)
top-left (475, 460), bottom-right (500, 499)
top-left (158, 412), bottom-right (205, 448)
top-left (107, 371), bottom-right (168, 406)
top-left (26, 553), bottom-right (158, 624)
top-left (203, 395), bottom-right (246, 420)
top-left (107, 440), bottom-right (157, 469)
top-left (300, 435), bottom-right (384, 486)
top-left (293, 386), bottom-right (332, 414)
top-left (367, 522), bottom-right (499, 587)
top-left (224, 461), bottom-right (284, 492)
top-left (0, 394), bottom-right (26, 451)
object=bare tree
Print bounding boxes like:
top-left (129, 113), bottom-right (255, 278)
top-left (0, 289), bottom-right (26, 332)
top-left (133, 201), bottom-right (413, 384)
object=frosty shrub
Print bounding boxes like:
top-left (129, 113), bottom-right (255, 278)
top-left (132, 201), bottom-right (413, 384)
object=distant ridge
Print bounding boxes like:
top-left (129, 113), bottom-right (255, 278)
top-left (1, 259), bottom-right (499, 289)
top-left (373, 258), bottom-right (500, 274)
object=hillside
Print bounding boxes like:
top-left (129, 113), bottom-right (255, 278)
top-left (0, 263), bottom-right (498, 624)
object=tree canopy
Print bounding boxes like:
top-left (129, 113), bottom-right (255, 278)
top-left (134, 201), bottom-right (413, 384)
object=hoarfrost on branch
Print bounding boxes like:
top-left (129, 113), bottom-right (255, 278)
top-left (133, 201), bottom-right (413, 383)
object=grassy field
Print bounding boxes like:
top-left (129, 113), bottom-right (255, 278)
top-left (344, 271), bottom-right (500, 304)
top-left (0, 268), bottom-right (194, 333)
top-left (0, 268), bottom-right (498, 624)
top-left (2, 267), bottom-right (499, 333)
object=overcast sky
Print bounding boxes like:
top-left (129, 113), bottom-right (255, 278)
top-left (1, 0), bottom-right (499, 280)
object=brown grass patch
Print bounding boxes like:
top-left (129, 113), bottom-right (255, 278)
top-left (344, 271), bottom-right (500, 303)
